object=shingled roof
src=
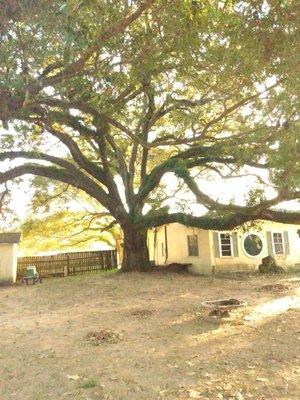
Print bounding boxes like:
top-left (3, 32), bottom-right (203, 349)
top-left (0, 232), bottom-right (21, 244)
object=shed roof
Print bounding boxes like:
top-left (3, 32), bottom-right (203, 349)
top-left (0, 232), bottom-right (21, 244)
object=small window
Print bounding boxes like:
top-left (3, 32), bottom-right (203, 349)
top-left (219, 233), bottom-right (232, 257)
top-left (272, 232), bottom-right (284, 255)
top-left (187, 235), bottom-right (199, 256)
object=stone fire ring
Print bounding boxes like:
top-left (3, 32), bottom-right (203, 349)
top-left (202, 298), bottom-right (248, 312)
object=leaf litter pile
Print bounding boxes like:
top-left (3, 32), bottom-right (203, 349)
top-left (86, 329), bottom-right (123, 345)
top-left (259, 283), bottom-right (291, 292)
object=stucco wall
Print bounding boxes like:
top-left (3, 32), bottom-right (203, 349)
top-left (148, 221), bottom-right (300, 275)
top-left (0, 243), bottom-right (18, 283)
top-left (212, 222), bottom-right (300, 273)
top-left (148, 223), bottom-right (213, 274)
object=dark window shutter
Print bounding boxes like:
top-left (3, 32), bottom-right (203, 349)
top-left (232, 232), bottom-right (239, 257)
top-left (266, 231), bottom-right (274, 256)
top-left (213, 232), bottom-right (220, 258)
top-left (283, 231), bottom-right (290, 255)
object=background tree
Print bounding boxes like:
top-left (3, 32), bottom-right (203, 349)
top-left (20, 210), bottom-right (118, 255)
top-left (0, 0), bottom-right (299, 271)
top-left (19, 179), bottom-right (119, 255)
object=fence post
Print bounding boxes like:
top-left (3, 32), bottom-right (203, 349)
top-left (66, 254), bottom-right (70, 276)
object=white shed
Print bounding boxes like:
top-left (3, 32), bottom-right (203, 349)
top-left (0, 233), bottom-right (21, 284)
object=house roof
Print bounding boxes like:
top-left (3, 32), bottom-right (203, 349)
top-left (0, 232), bottom-right (21, 244)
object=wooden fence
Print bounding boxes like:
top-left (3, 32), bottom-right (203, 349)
top-left (17, 250), bottom-right (118, 278)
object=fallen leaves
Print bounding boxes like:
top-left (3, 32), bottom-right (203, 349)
top-left (86, 329), bottom-right (122, 345)
top-left (3, 272), bottom-right (300, 400)
top-left (259, 284), bottom-right (291, 293)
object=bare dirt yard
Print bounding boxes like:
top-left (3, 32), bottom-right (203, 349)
top-left (1, 270), bottom-right (299, 400)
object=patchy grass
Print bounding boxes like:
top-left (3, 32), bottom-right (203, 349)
top-left (0, 270), bottom-right (299, 400)
top-left (78, 377), bottom-right (98, 389)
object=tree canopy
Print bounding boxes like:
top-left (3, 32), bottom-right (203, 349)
top-left (0, 0), bottom-right (299, 271)
top-left (19, 180), bottom-right (119, 254)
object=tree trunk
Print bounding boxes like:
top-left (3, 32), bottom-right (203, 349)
top-left (121, 226), bottom-right (151, 272)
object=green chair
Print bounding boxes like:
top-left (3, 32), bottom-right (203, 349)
top-left (22, 266), bottom-right (42, 285)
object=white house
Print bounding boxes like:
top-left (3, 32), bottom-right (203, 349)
top-left (0, 233), bottom-right (21, 284)
top-left (148, 221), bottom-right (300, 274)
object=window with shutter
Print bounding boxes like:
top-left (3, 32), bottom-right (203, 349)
top-left (219, 233), bottom-right (233, 257)
top-left (272, 232), bottom-right (284, 255)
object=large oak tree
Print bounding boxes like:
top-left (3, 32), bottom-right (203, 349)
top-left (0, 0), bottom-right (299, 271)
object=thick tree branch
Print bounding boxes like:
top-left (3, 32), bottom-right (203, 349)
top-left (0, 183), bottom-right (9, 214)
top-left (0, 163), bottom-right (113, 213)
top-left (103, 133), bottom-right (132, 204)
top-left (149, 96), bottom-right (213, 132)
top-left (0, 151), bottom-right (79, 172)
top-left (141, 156), bottom-right (300, 215)
top-left (180, 167), bottom-right (300, 212)
top-left (137, 148), bottom-right (269, 203)
top-left (140, 85), bottom-right (156, 183)
top-left (40, 99), bottom-right (151, 148)
top-left (95, 133), bottom-right (127, 212)
top-left (152, 82), bottom-right (282, 147)
top-left (43, 122), bottom-right (108, 185)
top-left (139, 209), bottom-right (300, 230)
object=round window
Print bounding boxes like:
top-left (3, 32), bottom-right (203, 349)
top-left (243, 234), bottom-right (263, 257)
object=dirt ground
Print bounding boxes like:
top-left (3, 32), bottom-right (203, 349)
top-left (0, 270), bottom-right (299, 400)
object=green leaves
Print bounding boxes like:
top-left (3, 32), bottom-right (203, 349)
top-left (0, 0), bottom-right (299, 236)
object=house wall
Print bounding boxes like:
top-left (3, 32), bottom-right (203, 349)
top-left (148, 221), bottom-right (300, 275)
top-left (212, 221), bottom-right (300, 274)
top-left (148, 223), bottom-right (213, 274)
top-left (0, 244), bottom-right (18, 284)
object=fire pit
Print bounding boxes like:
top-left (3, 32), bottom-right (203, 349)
top-left (202, 298), bottom-right (247, 317)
